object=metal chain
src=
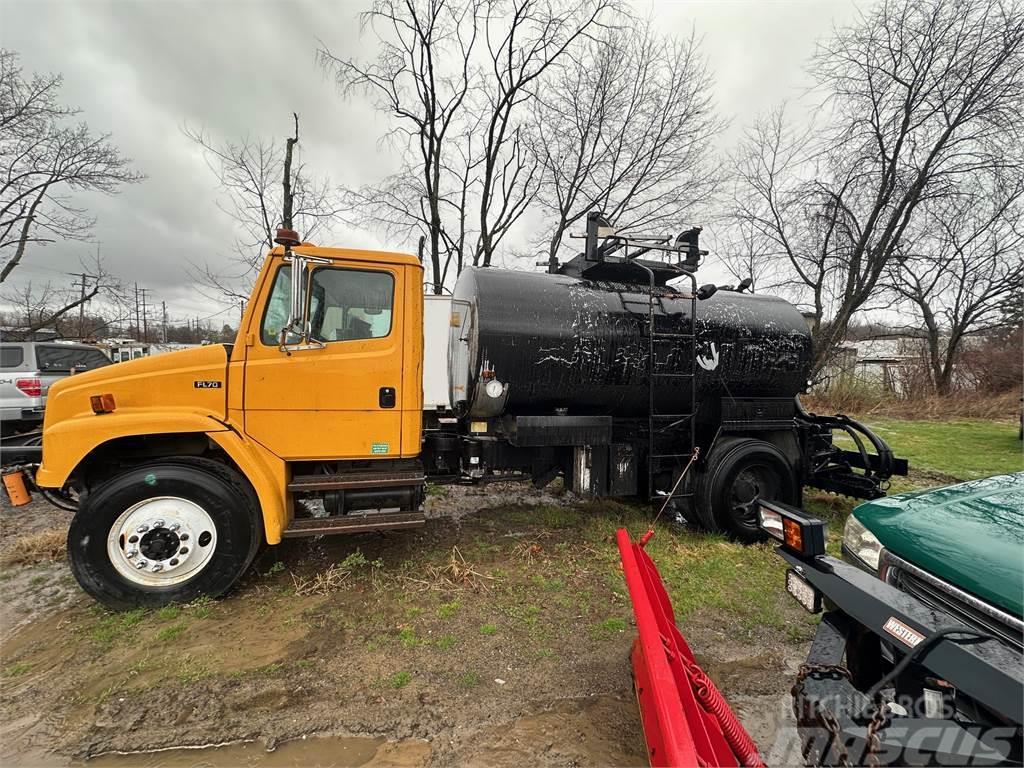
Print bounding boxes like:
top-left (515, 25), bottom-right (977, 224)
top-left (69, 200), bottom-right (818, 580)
top-left (863, 690), bottom-right (890, 768)
top-left (791, 663), bottom-right (868, 768)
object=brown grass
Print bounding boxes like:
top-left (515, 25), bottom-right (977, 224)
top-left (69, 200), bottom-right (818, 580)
top-left (2, 528), bottom-right (66, 566)
top-left (802, 389), bottom-right (1019, 421)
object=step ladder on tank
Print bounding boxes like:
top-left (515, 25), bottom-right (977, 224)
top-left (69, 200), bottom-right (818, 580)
top-left (572, 212), bottom-right (705, 509)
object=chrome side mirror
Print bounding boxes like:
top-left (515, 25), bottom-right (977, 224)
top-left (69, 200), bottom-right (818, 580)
top-left (279, 252), bottom-right (331, 352)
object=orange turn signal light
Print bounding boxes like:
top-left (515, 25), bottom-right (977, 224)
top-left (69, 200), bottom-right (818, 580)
top-left (783, 518), bottom-right (803, 551)
top-left (90, 393), bottom-right (116, 414)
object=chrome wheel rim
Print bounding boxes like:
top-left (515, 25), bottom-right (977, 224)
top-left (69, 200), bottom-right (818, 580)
top-left (107, 496), bottom-right (217, 587)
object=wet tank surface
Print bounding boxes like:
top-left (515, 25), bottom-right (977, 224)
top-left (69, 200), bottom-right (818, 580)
top-left (449, 267), bottom-right (811, 418)
top-left (0, 486), bottom-right (811, 767)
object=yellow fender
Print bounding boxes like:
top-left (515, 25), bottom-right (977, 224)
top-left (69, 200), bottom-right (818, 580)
top-left (36, 412), bottom-right (290, 545)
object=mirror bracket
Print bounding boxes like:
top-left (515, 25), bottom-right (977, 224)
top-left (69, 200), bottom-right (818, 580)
top-left (278, 251), bottom-right (332, 352)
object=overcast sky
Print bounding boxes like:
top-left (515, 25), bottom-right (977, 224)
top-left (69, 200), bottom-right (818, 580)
top-left (0, 0), bottom-right (867, 326)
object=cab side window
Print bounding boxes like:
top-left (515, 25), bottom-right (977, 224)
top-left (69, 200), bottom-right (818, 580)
top-left (309, 269), bottom-right (394, 342)
top-left (259, 266), bottom-right (394, 345)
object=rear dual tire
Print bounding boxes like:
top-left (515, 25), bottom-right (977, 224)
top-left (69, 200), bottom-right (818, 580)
top-left (694, 438), bottom-right (797, 544)
top-left (68, 460), bottom-right (261, 611)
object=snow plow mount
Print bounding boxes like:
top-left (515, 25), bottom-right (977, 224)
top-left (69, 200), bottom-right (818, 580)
top-left (797, 402), bottom-right (908, 499)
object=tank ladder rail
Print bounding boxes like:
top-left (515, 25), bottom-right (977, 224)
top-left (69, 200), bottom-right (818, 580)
top-left (625, 259), bottom-right (699, 504)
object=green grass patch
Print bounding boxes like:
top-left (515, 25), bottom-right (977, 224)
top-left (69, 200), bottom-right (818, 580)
top-left (436, 634), bottom-right (457, 650)
top-left (398, 627), bottom-right (419, 649)
top-left (437, 600), bottom-right (461, 619)
top-left (89, 607), bottom-right (148, 648)
top-left (156, 623), bottom-right (186, 642)
top-left (595, 617), bottom-right (628, 635)
top-left (456, 671), bottom-right (480, 688)
top-left (156, 605), bottom-right (181, 621)
top-left (391, 671), bottom-right (412, 688)
top-left (479, 623), bottom-right (498, 636)
top-left (2, 662), bottom-right (31, 677)
top-left (840, 416), bottom-right (1023, 481)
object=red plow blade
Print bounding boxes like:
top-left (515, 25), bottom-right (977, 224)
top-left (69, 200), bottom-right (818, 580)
top-left (617, 528), bottom-right (766, 768)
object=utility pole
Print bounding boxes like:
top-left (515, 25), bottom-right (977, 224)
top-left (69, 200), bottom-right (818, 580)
top-left (139, 288), bottom-right (151, 343)
top-left (71, 272), bottom-right (99, 340)
top-left (162, 301), bottom-right (168, 344)
top-left (134, 283), bottom-right (140, 341)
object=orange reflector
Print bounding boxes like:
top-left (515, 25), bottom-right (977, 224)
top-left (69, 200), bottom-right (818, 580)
top-left (2, 470), bottom-right (31, 506)
top-left (783, 518), bottom-right (803, 552)
top-left (91, 393), bottom-right (116, 414)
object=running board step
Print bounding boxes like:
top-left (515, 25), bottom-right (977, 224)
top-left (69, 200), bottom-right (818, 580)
top-left (287, 470), bottom-right (425, 493)
top-left (282, 511), bottom-right (426, 537)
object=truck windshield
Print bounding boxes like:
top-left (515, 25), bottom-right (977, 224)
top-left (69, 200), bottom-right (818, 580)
top-left (36, 345), bottom-right (111, 372)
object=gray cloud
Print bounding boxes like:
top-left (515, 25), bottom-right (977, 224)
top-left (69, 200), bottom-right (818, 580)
top-left (0, 0), bottom-right (865, 322)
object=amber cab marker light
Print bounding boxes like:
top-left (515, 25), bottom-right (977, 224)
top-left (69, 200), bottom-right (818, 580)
top-left (90, 393), bottom-right (116, 414)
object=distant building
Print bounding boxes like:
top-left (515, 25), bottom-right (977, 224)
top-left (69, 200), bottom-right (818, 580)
top-left (97, 339), bottom-right (207, 363)
top-left (0, 326), bottom-right (60, 341)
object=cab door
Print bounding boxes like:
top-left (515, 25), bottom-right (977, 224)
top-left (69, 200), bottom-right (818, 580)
top-left (243, 259), bottom-right (405, 461)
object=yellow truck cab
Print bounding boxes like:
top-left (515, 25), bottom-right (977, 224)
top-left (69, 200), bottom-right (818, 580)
top-left (38, 239), bottom-right (425, 608)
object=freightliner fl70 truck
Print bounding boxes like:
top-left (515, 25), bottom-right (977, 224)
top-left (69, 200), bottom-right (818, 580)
top-left (32, 216), bottom-right (906, 608)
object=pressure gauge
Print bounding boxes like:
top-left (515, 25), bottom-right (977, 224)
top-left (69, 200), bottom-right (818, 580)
top-left (485, 379), bottom-right (504, 399)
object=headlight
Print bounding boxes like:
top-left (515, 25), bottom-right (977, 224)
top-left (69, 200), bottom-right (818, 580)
top-left (843, 515), bottom-right (883, 571)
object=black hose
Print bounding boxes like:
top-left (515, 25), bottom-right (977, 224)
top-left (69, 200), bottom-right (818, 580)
top-left (860, 626), bottom-right (994, 715)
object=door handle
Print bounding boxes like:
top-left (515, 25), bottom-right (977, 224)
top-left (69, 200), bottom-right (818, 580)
top-left (379, 387), bottom-right (396, 409)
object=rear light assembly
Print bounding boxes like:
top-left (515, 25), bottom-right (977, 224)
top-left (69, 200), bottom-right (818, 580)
top-left (15, 378), bottom-right (42, 397)
top-left (758, 499), bottom-right (826, 557)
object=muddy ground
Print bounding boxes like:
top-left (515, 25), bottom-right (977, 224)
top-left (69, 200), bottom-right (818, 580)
top-left (0, 484), bottom-right (815, 767)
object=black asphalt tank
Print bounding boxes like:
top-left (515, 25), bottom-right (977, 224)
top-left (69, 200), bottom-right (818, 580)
top-left (448, 268), bottom-right (811, 418)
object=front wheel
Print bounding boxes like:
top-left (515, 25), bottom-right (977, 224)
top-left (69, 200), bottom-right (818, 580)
top-left (695, 438), bottom-right (797, 543)
top-left (68, 461), bottom-right (261, 610)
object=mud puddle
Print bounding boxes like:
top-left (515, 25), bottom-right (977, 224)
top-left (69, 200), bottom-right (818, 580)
top-left (84, 735), bottom-right (431, 768)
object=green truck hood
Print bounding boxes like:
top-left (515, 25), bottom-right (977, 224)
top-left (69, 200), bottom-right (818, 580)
top-left (852, 473), bottom-right (1024, 617)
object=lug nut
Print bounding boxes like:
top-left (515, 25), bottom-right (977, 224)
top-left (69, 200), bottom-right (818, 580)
top-left (168, 523), bottom-right (180, 532)
top-left (153, 519), bottom-right (165, 528)
top-left (135, 560), bottom-right (147, 569)
top-left (127, 549), bottom-right (138, 558)
top-left (151, 564), bottom-right (163, 572)
top-left (136, 524), bottom-right (149, 533)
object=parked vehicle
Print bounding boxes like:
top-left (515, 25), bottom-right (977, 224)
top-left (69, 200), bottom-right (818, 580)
top-left (761, 474), bottom-right (1023, 766)
top-left (33, 215), bottom-right (904, 608)
top-left (0, 341), bottom-right (111, 434)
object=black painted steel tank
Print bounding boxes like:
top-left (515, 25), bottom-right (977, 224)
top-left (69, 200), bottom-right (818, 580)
top-left (448, 268), bottom-right (812, 419)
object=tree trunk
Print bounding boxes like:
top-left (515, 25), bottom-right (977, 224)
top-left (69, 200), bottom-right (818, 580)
top-left (281, 113), bottom-right (299, 231)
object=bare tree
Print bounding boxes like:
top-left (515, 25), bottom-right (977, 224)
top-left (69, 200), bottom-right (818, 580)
top-left (0, 50), bottom-right (142, 283)
top-left (319, 0), bottom-right (618, 292)
top-left (709, 219), bottom-right (774, 292)
top-left (889, 175), bottom-right (1024, 394)
top-left (184, 114), bottom-right (341, 301)
top-left (319, 0), bottom-right (483, 294)
top-left (472, 0), bottom-right (617, 267)
top-left (730, 0), bottom-right (1024, 374)
top-left (530, 21), bottom-right (721, 270)
top-left (0, 252), bottom-right (128, 338)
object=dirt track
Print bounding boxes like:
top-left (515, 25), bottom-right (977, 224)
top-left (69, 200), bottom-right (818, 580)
top-left (0, 485), bottom-right (809, 766)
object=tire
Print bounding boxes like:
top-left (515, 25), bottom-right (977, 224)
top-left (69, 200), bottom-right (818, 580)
top-left (67, 459), bottom-right (261, 610)
top-left (695, 437), bottom-right (797, 543)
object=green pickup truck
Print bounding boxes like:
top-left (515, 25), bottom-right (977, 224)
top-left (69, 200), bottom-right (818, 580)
top-left (760, 473), bottom-right (1024, 766)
